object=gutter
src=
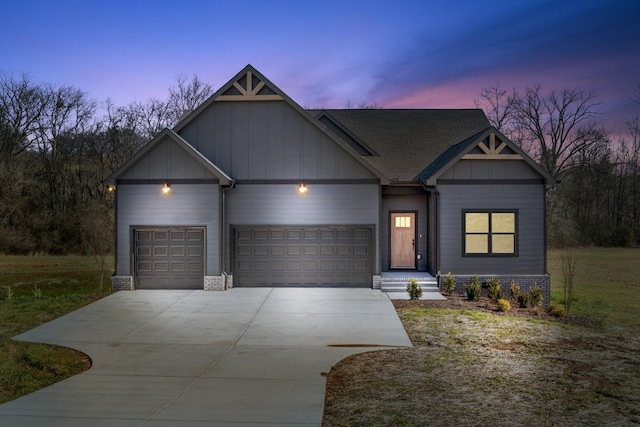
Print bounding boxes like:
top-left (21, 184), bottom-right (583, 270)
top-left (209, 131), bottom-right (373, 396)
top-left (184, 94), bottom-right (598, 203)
top-left (220, 180), bottom-right (237, 287)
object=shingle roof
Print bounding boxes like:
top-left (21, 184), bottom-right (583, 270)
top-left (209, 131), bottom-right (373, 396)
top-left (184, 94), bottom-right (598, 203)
top-left (310, 109), bottom-right (491, 182)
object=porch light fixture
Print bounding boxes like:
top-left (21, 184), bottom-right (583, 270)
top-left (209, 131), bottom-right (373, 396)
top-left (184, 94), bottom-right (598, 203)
top-left (107, 185), bottom-right (115, 192)
top-left (298, 182), bottom-right (308, 194)
top-left (161, 183), bottom-right (171, 194)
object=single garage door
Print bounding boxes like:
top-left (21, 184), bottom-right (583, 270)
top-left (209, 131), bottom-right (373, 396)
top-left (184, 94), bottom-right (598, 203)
top-left (134, 227), bottom-right (205, 289)
top-left (233, 226), bottom-right (372, 287)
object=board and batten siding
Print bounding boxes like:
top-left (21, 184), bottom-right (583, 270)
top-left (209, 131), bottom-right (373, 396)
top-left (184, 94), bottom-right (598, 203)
top-left (438, 183), bottom-right (546, 274)
top-left (224, 184), bottom-right (380, 273)
top-left (117, 135), bottom-right (220, 181)
top-left (439, 159), bottom-right (541, 180)
top-left (178, 101), bottom-right (377, 181)
top-left (116, 184), bottom-right (220, 277)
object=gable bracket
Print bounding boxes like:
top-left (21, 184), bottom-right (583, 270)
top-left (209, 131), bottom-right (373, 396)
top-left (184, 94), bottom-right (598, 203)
top-left (462, 132), bottom-right (523, 160)
top-left (218, 70), bottom-right (283, 102)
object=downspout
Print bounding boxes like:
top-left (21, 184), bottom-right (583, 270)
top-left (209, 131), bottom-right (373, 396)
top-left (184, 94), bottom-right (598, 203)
top-left (220, 180), bottom-right (237, 288)
top-left (422, 183), bottom-right (440, 280)
top-left (543, 182), bottom-right (556, 275)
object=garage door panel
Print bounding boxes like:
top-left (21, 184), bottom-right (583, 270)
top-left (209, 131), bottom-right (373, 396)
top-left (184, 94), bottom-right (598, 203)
top-left (287, 246), bottom-right (302, 255)
top-left (237, 244), bottom-right (252, 256)
top-left (234, 226), bottom-right (372, 287)
top-left (137, 246), bottom-right (152, 256)
top-left (271, 245), bottom-right (285, 256)
top-left (135, 227), bottom-right (205, 289)
top-left (154, 261), bottom-right (169, 272)
top-left (354, 244), bottom-right (369, 255)
top-left (154, 246), bottom-right (168, 256)
top-left (187, 246), bottom-right (202, 257)
top-left (337, 246), bottom-right (352, 255)
top-left (287, 230), bottom-right (302, 240)
top-left (137, 261), bottom-right (152, 272)
top-left (171, 262), bottom-right (185, 272)
top-left (171, 230), bottom-right (185, 240)
top-left (320, 245), bottom-right (335, 255)
top-left (171, 246), bottom-right (185, 256)
top-left (303, 245), bottom-right (318, 255)
top-left (154, 231), bottom-right (168, 241)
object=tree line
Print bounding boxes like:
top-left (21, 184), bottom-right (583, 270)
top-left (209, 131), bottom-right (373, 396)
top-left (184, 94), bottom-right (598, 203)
top-left (0, 73), bottom-right (212, 254)
top-left (475, 82), bottom-right (640, 247)
top-left (1, 72), bottom-right (638, 255)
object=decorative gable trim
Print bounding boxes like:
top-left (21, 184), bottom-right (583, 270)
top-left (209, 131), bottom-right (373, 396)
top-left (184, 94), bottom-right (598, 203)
top-left (173, 65), bottom-right (389, 184)
top-left (419, 127), bottom-right (556, 186)
top-left (216, 69), bottom-right (283, 102)
top-left (461, 132), bottom-right (522, 160)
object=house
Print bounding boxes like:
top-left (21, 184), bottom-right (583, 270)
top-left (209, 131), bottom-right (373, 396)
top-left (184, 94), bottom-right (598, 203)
top-left (105, 65), bottom-right (556, 301)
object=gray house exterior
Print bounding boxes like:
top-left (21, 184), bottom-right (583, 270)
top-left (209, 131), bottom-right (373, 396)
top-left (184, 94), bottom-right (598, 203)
top-left (106, 65), bottom-right (555, 300)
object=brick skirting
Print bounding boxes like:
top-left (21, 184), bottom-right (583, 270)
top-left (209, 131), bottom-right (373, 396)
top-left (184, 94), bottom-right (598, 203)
top-left (442, 274), bottom-right (551, 307)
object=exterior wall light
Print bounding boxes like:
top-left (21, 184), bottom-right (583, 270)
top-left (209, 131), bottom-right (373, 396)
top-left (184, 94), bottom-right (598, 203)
top-left (161, 183), bottom-right (171, 194)
top-left (107, 185), bottom-right (116, 192)
top-left (298, 182), bottom-right (308, 194)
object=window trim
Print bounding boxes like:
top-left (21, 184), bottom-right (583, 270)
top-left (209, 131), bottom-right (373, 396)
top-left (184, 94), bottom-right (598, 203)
top-left (462, 209), bottom-right (518, 257)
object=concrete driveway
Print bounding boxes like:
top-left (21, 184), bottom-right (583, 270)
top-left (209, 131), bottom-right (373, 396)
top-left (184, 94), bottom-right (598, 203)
top-left (0, 288), bottom-right (411, 426)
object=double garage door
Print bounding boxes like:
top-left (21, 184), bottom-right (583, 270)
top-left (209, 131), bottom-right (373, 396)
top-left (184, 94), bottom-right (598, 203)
top-left (233, 226), bottom-right (373, 287)
top-left (134, 227), bottom-right (205, 289)
top-left (133, 225), bottom-right (373, 288)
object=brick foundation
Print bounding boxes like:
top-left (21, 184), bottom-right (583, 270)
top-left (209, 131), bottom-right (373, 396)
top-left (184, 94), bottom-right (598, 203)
top-left (111, 276), bottom-right (133, 291)
top-left (204, 276), bottom-right (225, 291)
top-left (443, 274), bottom-right (551, 307)
top-left (372, 275), bottom-right (382, 289)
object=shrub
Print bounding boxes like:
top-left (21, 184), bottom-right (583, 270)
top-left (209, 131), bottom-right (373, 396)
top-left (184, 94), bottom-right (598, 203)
top-left (497, 298), bottom-right (511, 312)
top-left (510, 281), bottom-right (521, 301)
top-left (517, 292), bottom-right (530, 308)
top-left (442, 272), bottom-right (456, 295)
top-left (464, 275), bottom-right (481, 302)
top-left (549, 304), bottom-right (566, 317)
top-left (487, 278), bottom-right (503, 301)
top-left (406, 279), bottom-right (423, 301)
top-left (529, 285), bottom-right (544, 307)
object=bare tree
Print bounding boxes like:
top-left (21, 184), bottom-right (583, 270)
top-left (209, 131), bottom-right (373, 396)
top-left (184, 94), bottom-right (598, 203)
top-left (631, 80), bottom-right (640, 105)
top-left (32, 84), bottom-right (96, 213)
top-left (512, 85), bottom-right (608, 180)
top-left (474, 82), bottom-right (517, 132)
top-left (0, 73), bottom-right (47, 161)
top-left (168, 73), bottom-right (213, 120)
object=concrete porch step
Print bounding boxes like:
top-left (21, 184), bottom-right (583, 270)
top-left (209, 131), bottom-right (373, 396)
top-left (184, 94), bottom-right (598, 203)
top-left (379, 272), bottom-right (444, 300)
top-left (380, 283), bottom-right (439, 293)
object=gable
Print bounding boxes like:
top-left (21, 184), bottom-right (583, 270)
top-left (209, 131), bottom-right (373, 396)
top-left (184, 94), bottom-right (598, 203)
top-left (115, 135), bottom-right (220, 181)
top-left (418, 128), bottom-right (556, 186)
top-left (178, 101), bottom-right (378, 181)
top-left (104, 128), bottom-right (231, 185)
top-left (175, 66), bottom-right (382, 182)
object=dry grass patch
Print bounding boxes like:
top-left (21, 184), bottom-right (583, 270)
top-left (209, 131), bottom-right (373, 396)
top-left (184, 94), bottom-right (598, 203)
top-left (323, 301), bottom-right (640, 426)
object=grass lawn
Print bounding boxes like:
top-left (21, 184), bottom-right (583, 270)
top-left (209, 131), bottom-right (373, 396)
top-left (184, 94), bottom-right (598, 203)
top-left (0, 256), bottom-right (112, 403)
top-left (548, 247), bottom-right (640, 329)
top-left (323, 247), bottom-right (640, 426)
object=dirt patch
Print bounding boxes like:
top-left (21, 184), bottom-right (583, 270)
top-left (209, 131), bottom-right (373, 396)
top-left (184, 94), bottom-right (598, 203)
top-left (323, 295), bottom-right (640, 426)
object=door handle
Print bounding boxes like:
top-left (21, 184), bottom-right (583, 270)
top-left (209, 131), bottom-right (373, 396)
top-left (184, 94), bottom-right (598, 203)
top-left (412, 239), bottom-right (415, 249)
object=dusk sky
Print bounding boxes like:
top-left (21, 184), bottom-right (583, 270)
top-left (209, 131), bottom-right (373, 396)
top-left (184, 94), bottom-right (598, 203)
top-left (2, 0), bottom-right (639, 135)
